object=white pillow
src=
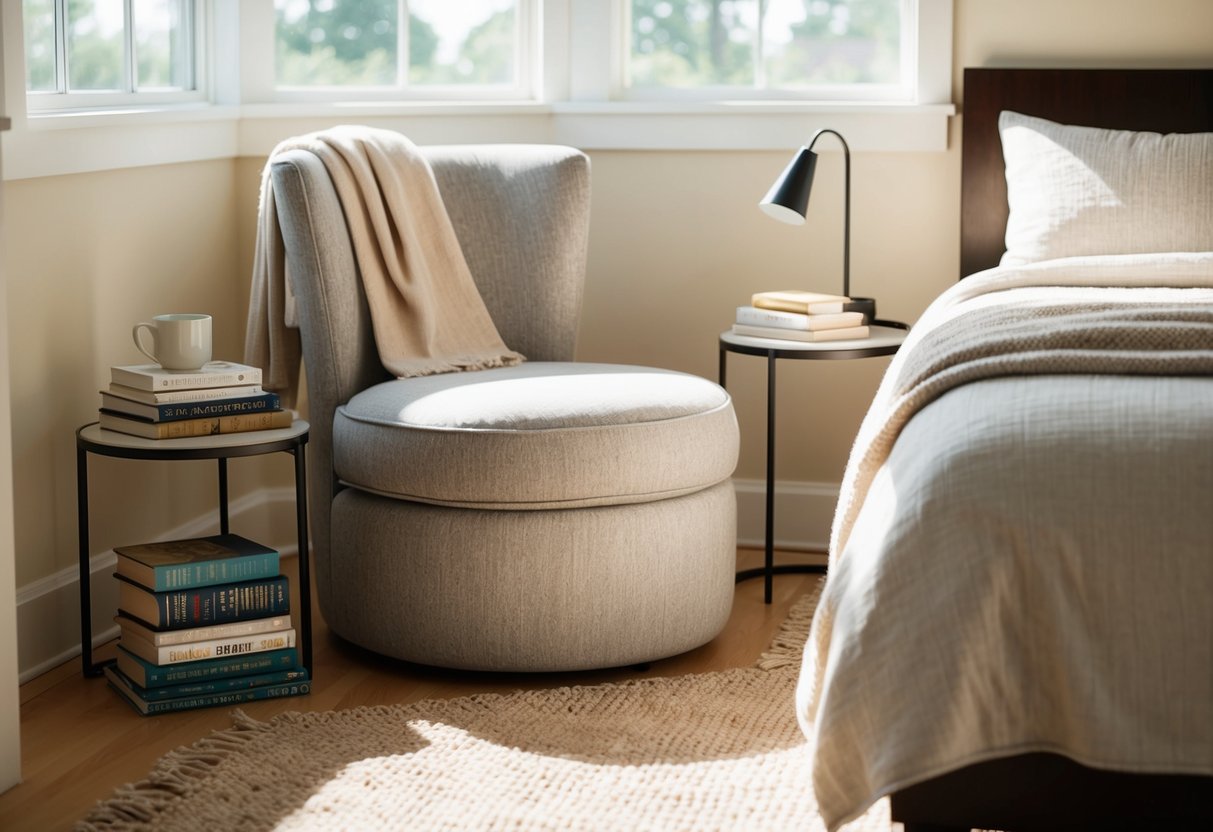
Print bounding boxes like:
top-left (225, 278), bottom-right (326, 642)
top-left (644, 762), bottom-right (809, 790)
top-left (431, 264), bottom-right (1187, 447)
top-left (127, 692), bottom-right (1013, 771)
top-left (998, 111), bottom-right (1213, 266)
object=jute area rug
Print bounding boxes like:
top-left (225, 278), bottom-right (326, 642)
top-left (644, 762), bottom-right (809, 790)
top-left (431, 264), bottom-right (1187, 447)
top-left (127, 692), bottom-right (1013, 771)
top-left (78, 582), bottom-right (891, 831)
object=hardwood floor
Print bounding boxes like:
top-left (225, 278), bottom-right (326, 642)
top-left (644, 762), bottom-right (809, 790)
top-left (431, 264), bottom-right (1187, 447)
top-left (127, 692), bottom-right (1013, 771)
top-left (0, 547), bottom-right (824, 831)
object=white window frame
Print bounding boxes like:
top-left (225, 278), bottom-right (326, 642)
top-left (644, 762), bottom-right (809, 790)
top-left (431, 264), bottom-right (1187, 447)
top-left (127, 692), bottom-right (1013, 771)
top-left (23, 0), bottom-right (209, 113)
top-left (1, 0), bottom-right (955, 181)
top-left (269, 0), bottom-right (537, 104)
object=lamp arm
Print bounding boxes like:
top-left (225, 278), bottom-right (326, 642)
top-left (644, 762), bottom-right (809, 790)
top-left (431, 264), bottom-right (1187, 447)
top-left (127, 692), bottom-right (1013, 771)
top-left (805, 129), bottom-right (851, 299)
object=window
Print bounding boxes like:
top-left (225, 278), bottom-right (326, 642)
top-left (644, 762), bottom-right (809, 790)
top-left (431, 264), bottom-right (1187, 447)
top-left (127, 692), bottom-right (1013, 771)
top-left (273, 0), bottom-right (530, 99)
top-left (625, 0), bottom-right (908, 100)
top-left (22, 0), bottom-right (202, 110)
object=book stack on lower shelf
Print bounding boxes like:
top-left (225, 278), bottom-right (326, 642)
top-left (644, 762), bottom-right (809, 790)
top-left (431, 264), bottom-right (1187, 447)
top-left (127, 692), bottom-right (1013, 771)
top-left (733, 290), bottom-right (872, 342)
top-left (102, 533), bottom-right (310, 715)
top-left (99, 361), bottom-right (292, 440)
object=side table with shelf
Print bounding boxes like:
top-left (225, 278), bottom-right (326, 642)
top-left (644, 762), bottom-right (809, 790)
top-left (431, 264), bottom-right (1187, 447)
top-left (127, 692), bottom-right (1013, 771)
top-left (719, 322), bottom-right (909, 603)
top-left (76, 420), bottom-right (313, 678)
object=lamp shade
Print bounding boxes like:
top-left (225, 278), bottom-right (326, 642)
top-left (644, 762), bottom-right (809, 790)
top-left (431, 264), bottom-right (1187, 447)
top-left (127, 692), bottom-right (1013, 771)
top-left (759, 146), bottom-right (817, 226)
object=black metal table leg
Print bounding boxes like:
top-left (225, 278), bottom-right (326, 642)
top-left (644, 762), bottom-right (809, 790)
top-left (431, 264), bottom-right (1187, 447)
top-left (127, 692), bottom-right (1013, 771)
top-left (77, 445), bottom-right (102, 677)
top-left (761, 352), bottom-right (775, 601)
top-left (293, 443), bottom-right (312, 675)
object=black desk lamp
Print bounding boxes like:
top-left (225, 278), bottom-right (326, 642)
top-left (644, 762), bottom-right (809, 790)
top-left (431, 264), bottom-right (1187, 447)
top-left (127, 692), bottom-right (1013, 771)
top-left (758, 128), bottom-right (876, 322)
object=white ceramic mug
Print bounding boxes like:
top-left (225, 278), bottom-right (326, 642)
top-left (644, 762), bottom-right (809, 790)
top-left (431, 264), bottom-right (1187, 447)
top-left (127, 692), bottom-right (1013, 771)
top-left (132, 313), bottom-right (213, 370)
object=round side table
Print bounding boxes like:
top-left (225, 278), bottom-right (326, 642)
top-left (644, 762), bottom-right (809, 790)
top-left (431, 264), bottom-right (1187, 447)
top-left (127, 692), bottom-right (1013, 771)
top-left (719, 322), bottom-right (909, 603)
top-left (75, 420), bottom-right (312, 677)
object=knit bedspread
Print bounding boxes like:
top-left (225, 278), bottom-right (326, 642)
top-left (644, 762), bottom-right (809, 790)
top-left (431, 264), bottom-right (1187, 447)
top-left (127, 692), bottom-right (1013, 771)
top-left (798, 252), bottom-right (1213, 830)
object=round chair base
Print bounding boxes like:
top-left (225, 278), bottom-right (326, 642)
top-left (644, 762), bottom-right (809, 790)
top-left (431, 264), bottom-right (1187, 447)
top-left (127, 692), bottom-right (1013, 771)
top-left (322, 480), bottom-right (737, 672)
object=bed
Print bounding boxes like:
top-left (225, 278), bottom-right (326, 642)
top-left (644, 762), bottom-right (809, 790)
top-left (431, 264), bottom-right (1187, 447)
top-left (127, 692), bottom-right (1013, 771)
top-left (796, 68), bottom-right (1213, 832)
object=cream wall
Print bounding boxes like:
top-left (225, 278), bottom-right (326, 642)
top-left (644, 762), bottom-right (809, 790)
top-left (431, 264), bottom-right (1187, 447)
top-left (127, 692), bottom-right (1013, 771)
top-left (5, 0), bottom-right (1213, 676)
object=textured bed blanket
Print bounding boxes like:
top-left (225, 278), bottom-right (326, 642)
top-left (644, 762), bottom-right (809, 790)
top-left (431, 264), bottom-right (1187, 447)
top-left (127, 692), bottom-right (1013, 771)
top-left (799, 252), bottom-right (1213, 829)
top-left (245, 126), bottom-right (523, 407)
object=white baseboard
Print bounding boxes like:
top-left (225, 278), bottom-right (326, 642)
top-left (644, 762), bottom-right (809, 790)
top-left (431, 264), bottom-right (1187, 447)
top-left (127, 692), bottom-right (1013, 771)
top-left (16, 478), bottom-right (837, 683)
top-left (16, 487), bottom-right (299, 684)
top-left (733, 477), bottom-right (838, 553)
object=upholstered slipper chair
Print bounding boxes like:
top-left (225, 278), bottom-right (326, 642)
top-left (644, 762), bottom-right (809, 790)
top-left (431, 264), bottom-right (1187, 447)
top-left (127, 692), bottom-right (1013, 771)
top-left (270, 144), bottom-right (738, 671)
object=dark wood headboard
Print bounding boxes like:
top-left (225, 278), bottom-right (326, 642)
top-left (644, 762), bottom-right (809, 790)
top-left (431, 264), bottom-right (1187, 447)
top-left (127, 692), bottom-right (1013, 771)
top-left (960, 68), bottom-right (1213, 277)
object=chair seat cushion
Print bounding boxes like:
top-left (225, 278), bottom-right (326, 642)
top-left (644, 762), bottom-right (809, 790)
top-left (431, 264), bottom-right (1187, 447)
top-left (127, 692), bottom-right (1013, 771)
top-left (333, 362), bottom-right (739, 509)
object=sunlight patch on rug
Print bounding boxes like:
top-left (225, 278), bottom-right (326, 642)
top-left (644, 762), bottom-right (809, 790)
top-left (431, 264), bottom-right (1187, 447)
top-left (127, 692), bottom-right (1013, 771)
top-left (77, 581), bottom-right (893, 831)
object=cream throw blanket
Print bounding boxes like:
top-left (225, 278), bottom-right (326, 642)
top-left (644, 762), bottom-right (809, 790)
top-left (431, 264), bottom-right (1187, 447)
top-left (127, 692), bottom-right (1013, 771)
top-left (245, 126), bottom-right (524, 407)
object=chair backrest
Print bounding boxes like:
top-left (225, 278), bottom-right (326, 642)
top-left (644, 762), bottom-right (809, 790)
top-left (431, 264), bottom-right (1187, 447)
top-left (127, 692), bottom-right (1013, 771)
top-left (268, 143), bottom-right (591, 566)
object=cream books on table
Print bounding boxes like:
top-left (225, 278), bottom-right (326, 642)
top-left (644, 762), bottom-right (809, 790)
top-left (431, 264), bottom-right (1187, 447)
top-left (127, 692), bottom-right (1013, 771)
top-left (751, 290), bottom-right (860, 316)
top-left (736, 290), bottom-right (873, 342)
top-left (109, 361), bottom-right (262, 391)
top-left (736, 305), bottom-right (865, 331)
top-left (732, 323), bottom-right (871, 342)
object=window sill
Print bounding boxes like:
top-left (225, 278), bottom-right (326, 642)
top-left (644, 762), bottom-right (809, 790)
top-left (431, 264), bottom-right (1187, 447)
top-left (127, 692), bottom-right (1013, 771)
top-left (2, 100), bottom-right (955, 180)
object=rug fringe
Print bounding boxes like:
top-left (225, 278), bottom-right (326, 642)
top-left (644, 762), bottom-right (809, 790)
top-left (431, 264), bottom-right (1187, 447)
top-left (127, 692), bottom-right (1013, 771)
top-left (755, 577), bottom-right (824, 671)
top-left (75, 709), bottom-right (275, 830)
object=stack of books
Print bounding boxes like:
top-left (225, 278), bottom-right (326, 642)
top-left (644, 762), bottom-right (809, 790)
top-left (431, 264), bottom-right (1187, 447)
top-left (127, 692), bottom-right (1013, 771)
top-left (733, 290), bottom-right (871, 342)
top-left (102, 533), bottom-right (310, 715)
top-left (98, 361), bottom-right (291, 439)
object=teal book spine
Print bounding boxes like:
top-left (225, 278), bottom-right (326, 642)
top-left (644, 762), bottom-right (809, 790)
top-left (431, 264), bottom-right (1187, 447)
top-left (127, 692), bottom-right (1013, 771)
top-left (117, 645), bottom-right (299, 688)
top-left (132, 668), bottom-right (309, 701)
top-left (149, 550), bottom-right (280, 592)
top-left (108, 675), bottom-right (311, 716)
top-left (115, 533), bottom-right (281, 592)
top-left (105, 664), bottom-right (309, 705)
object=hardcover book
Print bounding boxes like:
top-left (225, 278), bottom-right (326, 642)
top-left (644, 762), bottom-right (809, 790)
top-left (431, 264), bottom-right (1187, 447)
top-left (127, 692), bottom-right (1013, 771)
top-left (110, 361), bottom-right (263, 392)
top-left (120, 627), bottom-right (297, 666)
top-left (116, 573), bottom-right (290, 629)
top-left (103, 664), bottom-right (309, 702)
top-left (114, 612), bottom-right (292, 646)
top-left (105, 382), bottom-right (265, 405)
top-left (98, 407), bottom-right (292, 439)
top-left (115, 533), bottom-right (280, 592)
top-left (105, 665), bottom-right (310, 715)
top-left (100, 390), bottom-right (281, 423)
top-left (751, 290), bottom-right (853, 315)
top-left (115, 645), bottom-right (300, 688)
top-left (732, 323), bottom-right (871, 342)
top-left (735, 306), bottom-right (865, 331)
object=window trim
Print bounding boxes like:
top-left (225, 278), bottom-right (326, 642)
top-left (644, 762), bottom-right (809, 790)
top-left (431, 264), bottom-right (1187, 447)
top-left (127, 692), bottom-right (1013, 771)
top-left (1, 0), bottom-right (955, 181)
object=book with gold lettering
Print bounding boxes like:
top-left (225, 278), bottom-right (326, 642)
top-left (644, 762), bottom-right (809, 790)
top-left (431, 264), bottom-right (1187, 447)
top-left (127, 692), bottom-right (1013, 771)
top-left (115, 533), bottom-right (279, 592)
top-left (98, 407), bottom-right (292, 439)
top-left (116, 573), bottom-right (290, 629)
top-left (118, 625), bottom-right (296, 666)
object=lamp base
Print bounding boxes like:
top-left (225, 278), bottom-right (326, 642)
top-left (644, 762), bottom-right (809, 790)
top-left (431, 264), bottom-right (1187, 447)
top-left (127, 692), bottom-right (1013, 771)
top-left (845, 297), bottom-right (877, 323)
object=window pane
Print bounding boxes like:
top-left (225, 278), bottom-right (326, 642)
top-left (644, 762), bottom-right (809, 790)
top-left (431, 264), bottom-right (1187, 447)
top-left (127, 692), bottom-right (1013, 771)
top-left (67, 0), bottom-right (126, 91)
top-left (275, 0), bottom-right (399, 86)
top-left (628, 0), bottom-right (902, 92)
top-left (630, 0), bottom-right (757, 89)
top-left (408, 0), bottom-right (516, 86)
top-left (133, 0), bottom-right (193, 90)
top-left (23, 0), bottom-right (58, 92)
top-left (763, 0), bottom-right (900, 87)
